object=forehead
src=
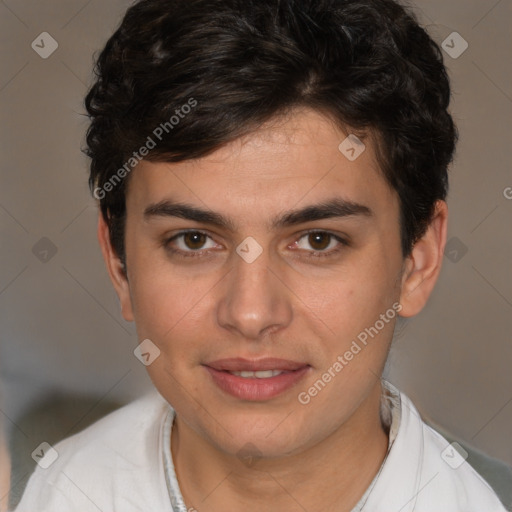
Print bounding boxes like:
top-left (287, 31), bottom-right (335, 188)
top-left (125, 108), bottom-right (398, 223)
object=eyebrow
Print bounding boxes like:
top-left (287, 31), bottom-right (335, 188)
top-left (143, 197), bottom-right (373, 232)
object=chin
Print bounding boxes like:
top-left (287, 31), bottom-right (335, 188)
top-left (206, 412), bottom-right (309, 458)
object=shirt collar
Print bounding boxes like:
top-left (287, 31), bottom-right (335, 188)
top-left (360, 380), bottom-right (425, 511)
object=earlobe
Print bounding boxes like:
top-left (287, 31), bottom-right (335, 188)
top-left (398, 200), bottom-right (448, 318)
top-left (97, 213), bottom-right (134, 322)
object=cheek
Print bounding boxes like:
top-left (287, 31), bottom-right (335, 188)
top-left (295, 265), bottom-right (399, 377)
top-left (128, 266), bottom-right (208, 402)
top-left (128, 256), bottom-right (219, 359)
top-left (299, 263), bottom-right (396, 331)
top-left (127, 259), bottom-right (182, 338)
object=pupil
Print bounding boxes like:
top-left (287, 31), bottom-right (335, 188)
top-left (309, 233), bottom-right (329, 250)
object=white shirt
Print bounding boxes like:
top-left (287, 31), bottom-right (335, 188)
top-left (14, 381), bottom-right (508, 512)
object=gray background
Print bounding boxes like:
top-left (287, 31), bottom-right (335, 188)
top-left (1, 0), bottom-right (511, 505)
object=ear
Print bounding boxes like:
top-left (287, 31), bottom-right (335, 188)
top-left (97, 213), bottom-right (134, 322)
top-left (399, 200), bottom-right (448, 317)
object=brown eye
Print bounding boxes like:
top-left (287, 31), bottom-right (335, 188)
top-left (183, 231), bottom-right (208, 250)
top-left (293, 231), bottom-right (347, 257)
top-left (165, 231), bottom-right (217, 256)
top-left (307, 232), bottom-right (331, 251)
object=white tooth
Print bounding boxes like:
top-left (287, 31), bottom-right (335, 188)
top-left (254, 370), bottom-right (275, 378)
top-left (229, 370), bottom-right (284, 378)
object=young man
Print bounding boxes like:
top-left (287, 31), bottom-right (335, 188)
top-left (14, 0), bottom-right (511, 510)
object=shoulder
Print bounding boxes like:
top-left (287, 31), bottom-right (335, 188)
top-left (49, 389), bottom-right (169, 463)
top-left (14, 390), bottom-right (173, 512)
top-left (402, 391), bottom-right (511, 512)
top-left (424, 416), bottom-right (512, 511)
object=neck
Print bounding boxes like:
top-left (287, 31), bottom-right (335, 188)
top-left (171, 380), bottom-right (389, 512)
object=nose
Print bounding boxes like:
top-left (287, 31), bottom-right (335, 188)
top-left (216, 245), bottom-right (293, 340)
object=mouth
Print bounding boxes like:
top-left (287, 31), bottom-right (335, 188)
top-left (203, 357), bottom-right (311, 401)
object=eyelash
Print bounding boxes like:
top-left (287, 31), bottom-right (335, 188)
top-left (163, 229), bottom-right (349, 260)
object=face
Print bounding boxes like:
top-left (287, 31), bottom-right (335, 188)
top-left (102, 108), bottom-right (429, 459)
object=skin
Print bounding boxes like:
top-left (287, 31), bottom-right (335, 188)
top-left (98, 108), bottom-right (448, 512)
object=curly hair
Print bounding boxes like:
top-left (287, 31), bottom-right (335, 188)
top-left (84, 0), bottom-right (457, 271)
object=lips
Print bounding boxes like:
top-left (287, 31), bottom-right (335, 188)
top-left (203, 357), bottom-right (311, 401)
